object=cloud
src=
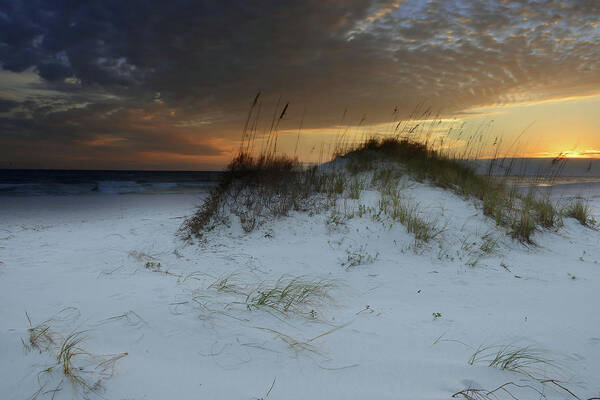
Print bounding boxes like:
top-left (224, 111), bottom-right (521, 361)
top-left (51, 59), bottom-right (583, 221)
top-left (0, 98), bottom-right (19, 112)
top-left (1, 0), bottom-right (599, 168)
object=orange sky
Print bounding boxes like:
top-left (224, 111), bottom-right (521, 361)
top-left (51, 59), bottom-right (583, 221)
top-left (249, 93), bottom-right (600, 166)
top-left (1, 1), bottom-right (600, 170)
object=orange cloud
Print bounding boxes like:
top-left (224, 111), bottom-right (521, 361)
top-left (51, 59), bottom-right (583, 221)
top-left (532, 149), bottom-right (600, 159)
top-left (81, 137), bottom-right (128, 147)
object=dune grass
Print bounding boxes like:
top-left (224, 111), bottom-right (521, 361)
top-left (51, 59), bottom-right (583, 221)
top-left (337, 137), bottom-right (570, 244)
top-left (181, 142), bottom-right (445, 245)
top-left (27, 319), bottom-right (56, 353)
top-left (206, 273), bottom-right (338, 318)
top-left (181, 135), bottom-right (565, 244)
top-left (469, 344), bottom-right (556, 379)
top-left (181, 152), bottom-right (332, 236)
top-left (51, 331), bottom-right (128, 396)
top-left (344, 244), bottom-right (379, 269)
top-left (378, 188), bottom-right (443, 243)
top-left (181, 95), bottom-right (591, 246)
top-left (453, 381), bottom-right (547, 400)
top-left (246, 276), bottom-right (336, 316)
top-left (56, 332), bottom-right (93, 391)
top-left (24, 314), bottom-right (128, 399)
top-left (207, 272), bottom-right (248, 296)
top-left (563, 199), bottom-right (596, 227)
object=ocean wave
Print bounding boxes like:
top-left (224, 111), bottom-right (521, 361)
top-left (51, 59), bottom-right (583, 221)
top-left (0, 179), bottom-right (215, 196)
top-left (95, 181), bottom-right (142, 194)
top-left (150, 182), bottom-right (179, 189)
top-left (0, 183), bottom-right (35, 190)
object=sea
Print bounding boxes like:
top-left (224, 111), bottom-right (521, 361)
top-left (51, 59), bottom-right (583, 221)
top-left (469, 158), bottom-right (600, 202)
top-left (1, 158), bottom-right (600, 197)
top-left (0, 169), bottom-right (223, 196)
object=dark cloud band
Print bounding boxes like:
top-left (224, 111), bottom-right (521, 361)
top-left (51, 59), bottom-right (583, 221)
top-left (1, 0), bottom-right (599, 168)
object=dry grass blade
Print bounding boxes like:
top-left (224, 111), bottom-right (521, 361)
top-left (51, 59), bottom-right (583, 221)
top-left (255, 377), bottom-right (276, 400)
top-left (27, 320), bottom-right (56, 353)
top-left (453, 381), bottom-right (546, 400)
top-left (307, 321), bottom-right (351, 343)
top-left (98, 310), bottom-right (147, 328)
top-left (57, 332), bottom-right (90, 387)
top-left (208, 272), bottom-right (248, 296)
top-left (454, 379), bottom-right (598, 400)
top-left (95, 351), bottom-right (129, 377)
top-left (25, 314), bottom-right (128, 399)
top-left (255, 327), bottom-right (320, 355)
top-left (54, 331), bottom-right (129, 395)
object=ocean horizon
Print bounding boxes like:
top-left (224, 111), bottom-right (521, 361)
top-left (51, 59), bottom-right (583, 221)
top-left (2, 157), bottom-right (600, 196)
top-left (0, 169), bottom-right (224, 196)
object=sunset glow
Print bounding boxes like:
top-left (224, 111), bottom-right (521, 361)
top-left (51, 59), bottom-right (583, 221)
top-left (1, 1), bottom-right (599, 169)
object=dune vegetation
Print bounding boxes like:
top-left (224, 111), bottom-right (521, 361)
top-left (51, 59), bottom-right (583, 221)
top-left (182, 98), bottom-right (594, 246)
top-left (7, 99), bottom-right (599, 400)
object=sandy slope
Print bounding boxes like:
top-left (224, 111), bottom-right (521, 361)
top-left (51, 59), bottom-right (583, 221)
top-left (1, 185), bottom-right (599, 400)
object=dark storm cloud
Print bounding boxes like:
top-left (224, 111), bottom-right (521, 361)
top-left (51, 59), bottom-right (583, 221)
top-left (1, 0), bottom-right (599, 168)
top-left (0, 98), bottom-right (19, 112)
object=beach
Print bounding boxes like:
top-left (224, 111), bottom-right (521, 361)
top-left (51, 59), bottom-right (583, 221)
top-left (1, 178), bottom-right (600, 399)
top-left (3, 2), bottom-right (600, 398)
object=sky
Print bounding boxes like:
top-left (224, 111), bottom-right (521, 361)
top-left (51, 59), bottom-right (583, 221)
top-left (1, 0), bottom-right (599, 170)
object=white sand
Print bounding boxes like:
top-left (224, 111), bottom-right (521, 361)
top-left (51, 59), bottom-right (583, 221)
top-left (1, 184), bottom-right (599, 399)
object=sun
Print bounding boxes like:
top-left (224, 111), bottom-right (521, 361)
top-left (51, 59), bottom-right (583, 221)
top-left (558, 150), bottom-right (585, 159)
top-left (554, 149), bottom-right (600, 159)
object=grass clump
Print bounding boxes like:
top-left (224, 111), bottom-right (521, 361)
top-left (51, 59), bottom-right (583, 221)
top-left (24, 314), bottom-right (127, 399)
top-left (371, 167), bottom-right (402, 194)
top-left (531, 196), bottom-right (562, 229)
top-left (181, 152), bottom-right (336, 237)
top-left (182, 94), bottom-right (569, 245)
top-left (458, 233), bottom-right (501, 266)
top-left (27, 319), bottom-right (56, 353)
top-left (347, 177), bottom-right (365, 199)
top-left (24, 309), bottom-right (79, 353)
top-left (340, 137), bottom-right (567, 244)
top-left (245, 276), bottom-right (336, 316)
top-left (563, 199), bottom-right (596, 227)
top-left (509, 205), bottom-right (537, 244)
top-left (205, 273), bottom-right (338, 318)
top-left (207, 272), bottom-right (248, 296)
top-left (469, 344), bottom-right (556, 379)
top-left (344, 244), bottom-right (379, 269)
top-left (378, 188), bottom-right (442, 243)
top-left (342, 137), bottom-right (481, 197)
top-left (51, 332), bottom-right (128, 396)
top-left (480, 233), bottom-right (499, 254)
top-left (56, 332), bottom-right (91, 389)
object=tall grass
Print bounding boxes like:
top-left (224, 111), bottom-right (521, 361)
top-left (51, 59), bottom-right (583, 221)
top-left (563, 199), bottom-right (596, 227)
top-left (337, 136), bottom-right (569, 243)
top-left (182, 96), bottom-right (583, 245)
top-left (180, 152), bottom-right (325, 236)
